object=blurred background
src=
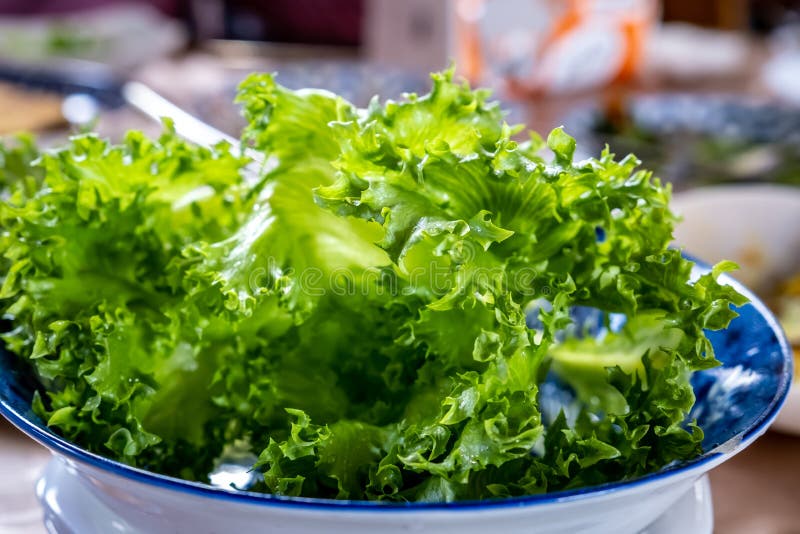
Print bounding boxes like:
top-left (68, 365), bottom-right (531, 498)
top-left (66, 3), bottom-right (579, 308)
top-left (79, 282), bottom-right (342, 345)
top-left (1, 0), bottom-right (800, 188)
top-left (1, 1), bottom-right (800, 533)
top-left (0, 0), bottom-right (799, 192)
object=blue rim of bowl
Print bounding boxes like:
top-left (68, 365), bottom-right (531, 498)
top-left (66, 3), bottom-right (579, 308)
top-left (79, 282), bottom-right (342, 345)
top-left (0, 265), bottom-right (792, 512)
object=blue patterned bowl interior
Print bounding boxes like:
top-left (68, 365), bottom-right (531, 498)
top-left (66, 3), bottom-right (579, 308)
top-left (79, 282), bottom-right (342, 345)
top-left (0, 264), bottom-right (792, 509)
top-left (535, 289), bottom-right (791, 453)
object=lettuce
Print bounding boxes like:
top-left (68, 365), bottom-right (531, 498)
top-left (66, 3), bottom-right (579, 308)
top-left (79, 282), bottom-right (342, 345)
top-left (0, 69), bottom-right (746, 501)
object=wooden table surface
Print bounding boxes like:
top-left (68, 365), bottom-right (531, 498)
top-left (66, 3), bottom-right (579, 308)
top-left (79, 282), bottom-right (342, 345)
top-left (710, 430), bottom-right (800, 534)
top-left (0, 416), bottom-right (797, 533)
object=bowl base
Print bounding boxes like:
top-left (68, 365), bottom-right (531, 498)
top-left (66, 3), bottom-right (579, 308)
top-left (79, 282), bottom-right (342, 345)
top-left (36, 458), bottom-right (713, 534)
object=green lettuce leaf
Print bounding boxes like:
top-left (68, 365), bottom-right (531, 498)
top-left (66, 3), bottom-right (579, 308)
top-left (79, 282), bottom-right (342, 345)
top-left (0, 68), bottom-right (746, 501)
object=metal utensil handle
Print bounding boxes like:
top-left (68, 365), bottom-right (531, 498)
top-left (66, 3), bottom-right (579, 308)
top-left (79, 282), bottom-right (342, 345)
top-left (122, 81), bottom-right (238, 147)
top-left (122, 81), bottom-right (268, 182)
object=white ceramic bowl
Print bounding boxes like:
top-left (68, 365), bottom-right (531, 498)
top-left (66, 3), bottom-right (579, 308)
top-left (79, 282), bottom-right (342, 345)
top-left (0, 265), bottom-right (791, 534)
top-left (34, 456), bottom-right (714, 534)
top-left (672, 184), bottom-right (800, 433)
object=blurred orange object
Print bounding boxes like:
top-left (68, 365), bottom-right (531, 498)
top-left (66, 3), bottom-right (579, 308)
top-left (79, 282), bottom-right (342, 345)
top-left (456, 0), bottom-right (658, 96)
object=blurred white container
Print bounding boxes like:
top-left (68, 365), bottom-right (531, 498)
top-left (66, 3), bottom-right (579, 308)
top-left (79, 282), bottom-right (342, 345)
top-left (364, 0), bottom-right (658, 94)
top-left (672, 185), bottom-right (800, 434)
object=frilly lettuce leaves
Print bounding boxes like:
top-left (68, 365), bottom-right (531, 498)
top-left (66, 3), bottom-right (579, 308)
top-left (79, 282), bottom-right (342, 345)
top-left (0, 69), bottom-right (745, 501)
